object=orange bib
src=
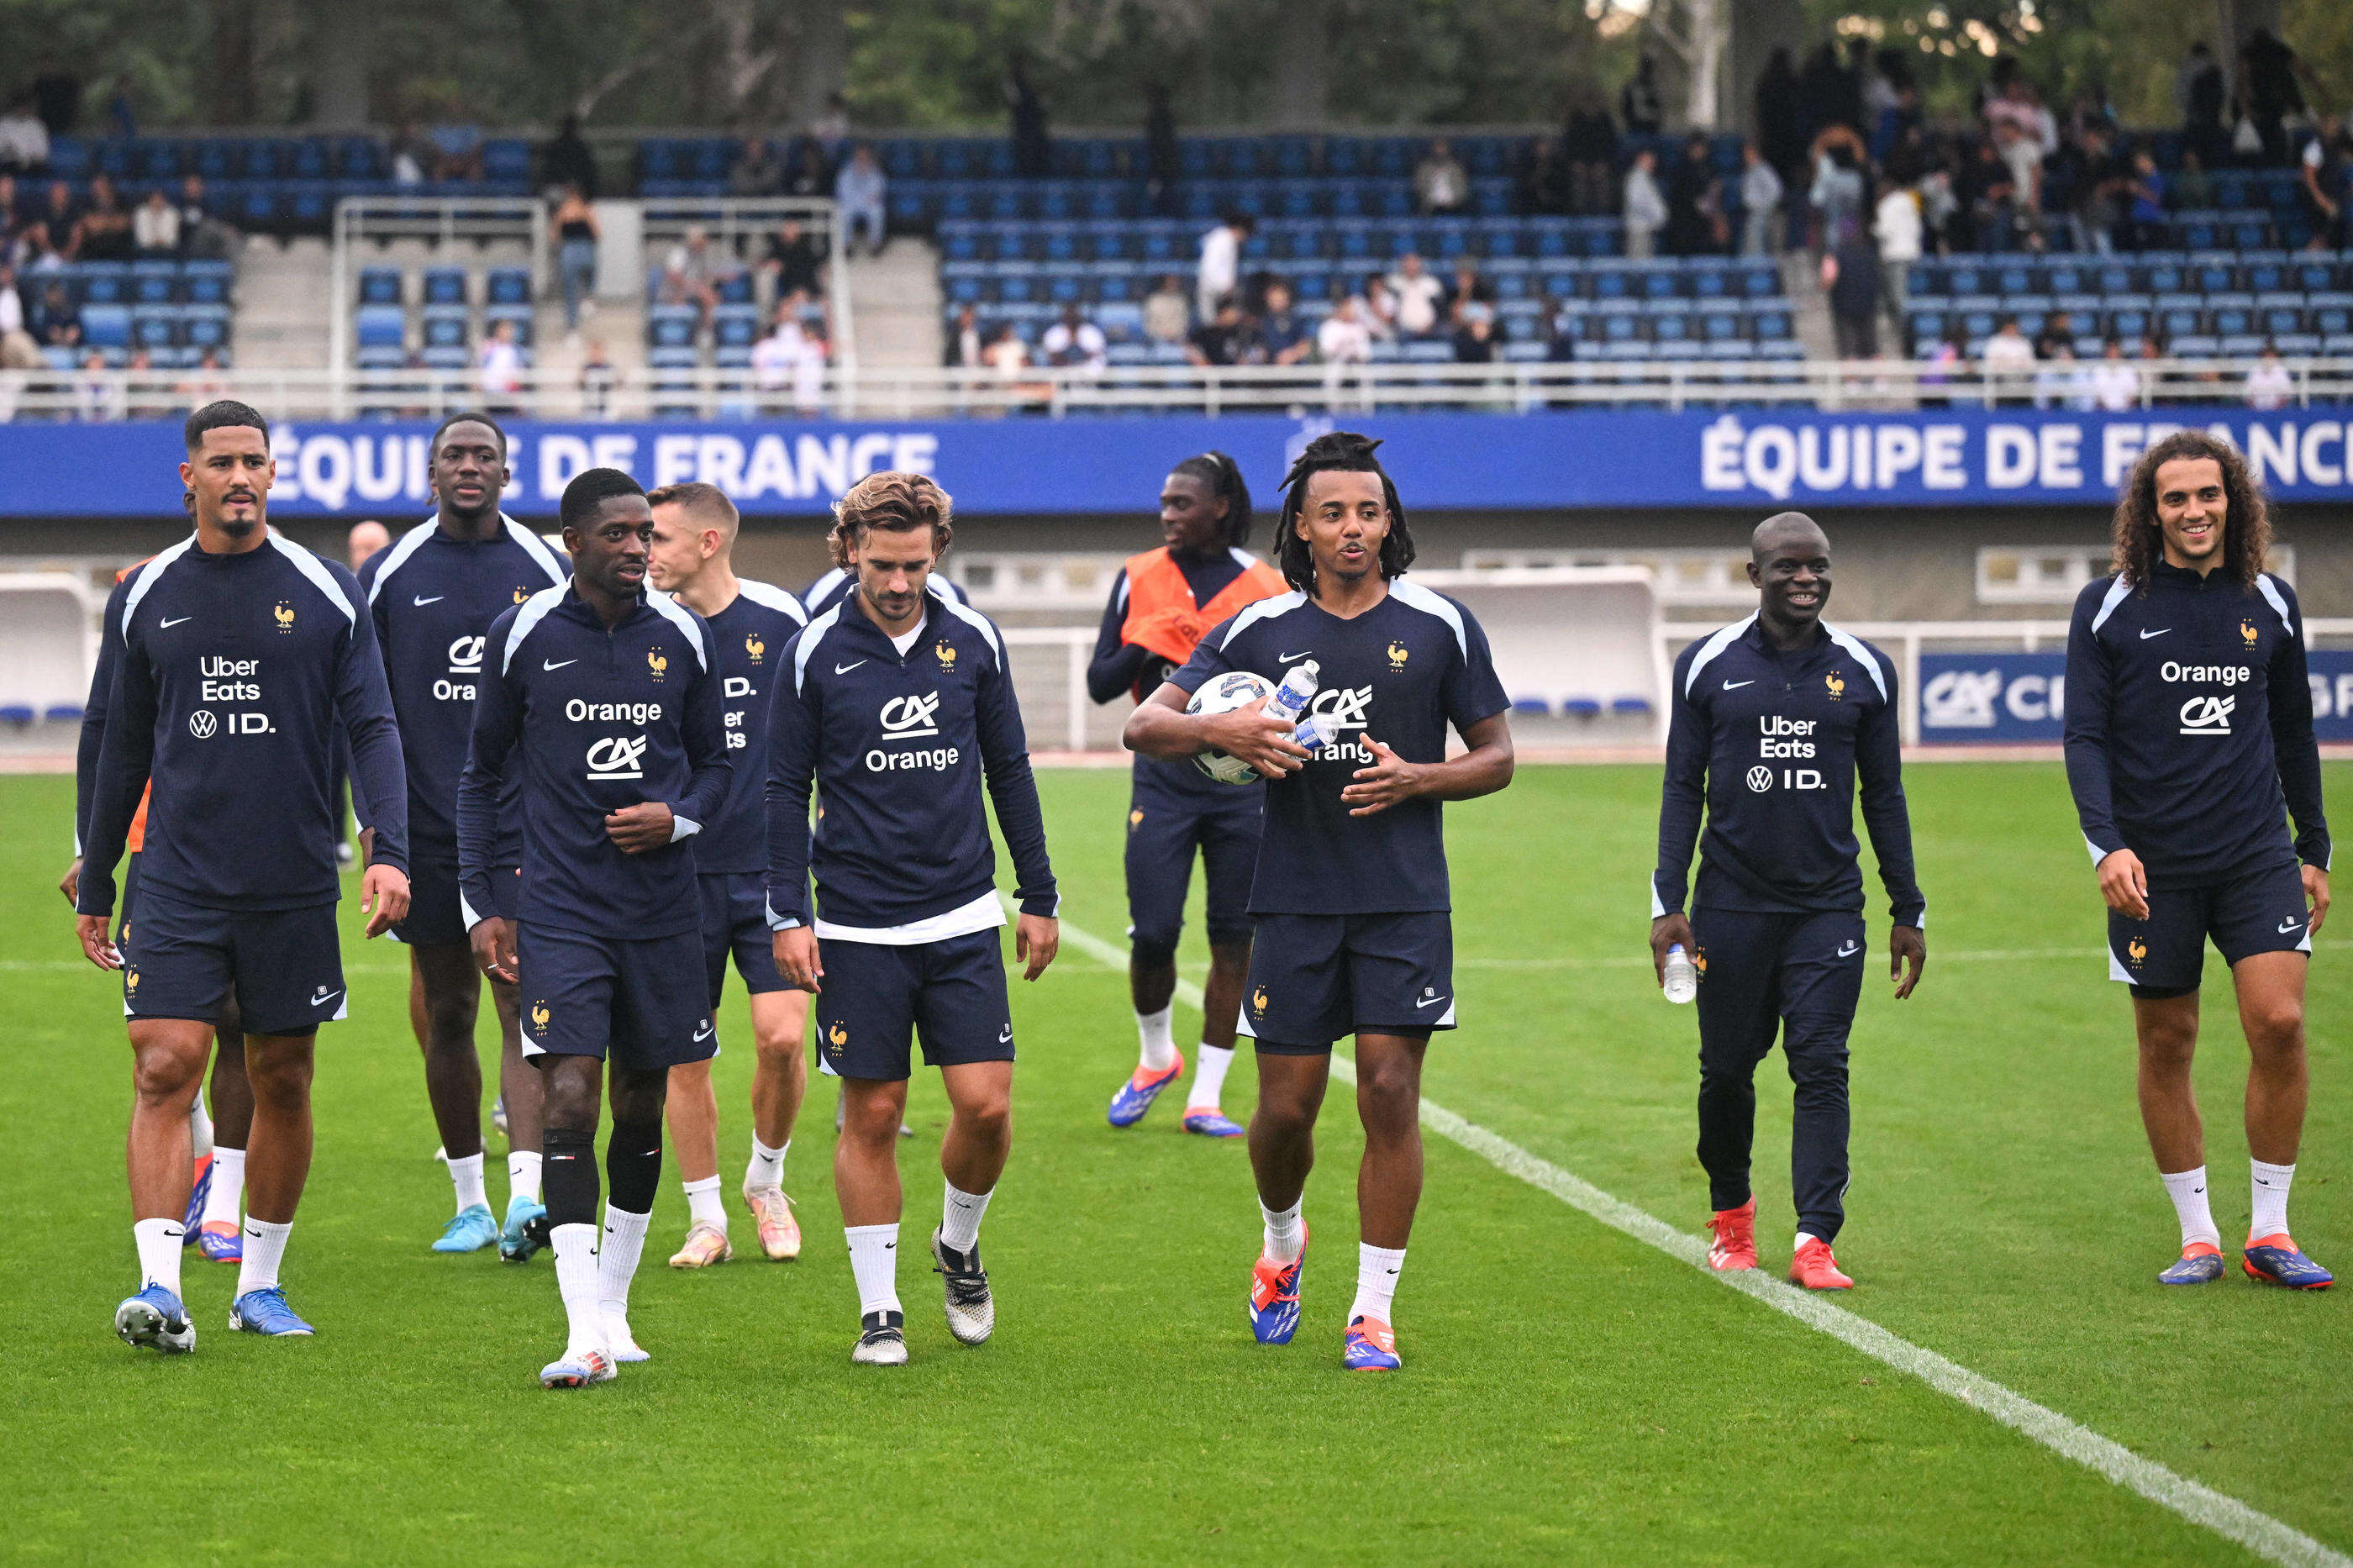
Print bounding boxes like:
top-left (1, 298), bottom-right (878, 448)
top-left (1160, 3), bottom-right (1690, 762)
top-left (1119, 546), bottom-right (1287, 668)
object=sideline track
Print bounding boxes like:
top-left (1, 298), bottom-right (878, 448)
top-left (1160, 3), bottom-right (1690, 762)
top-left (1019, 899), bottom-right (2352, 1568)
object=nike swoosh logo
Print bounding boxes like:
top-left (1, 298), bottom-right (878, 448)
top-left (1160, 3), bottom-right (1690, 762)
top-left (413, 595), bottom-right (445, 606)
top-left (2279, 918), bottom-right (2303, 933)
top-left (835, 660), bottom-right (867, 674)
top-left (1722, 679), bottom-right (1754, 689)
top-left (1415, 994), bottom-right (1448, 1008)
top-left (2140, 628), bottom-right (2171, 639)
top-left (1836, 941), bottom-right (1860, 957)
top-left (692, 1022), bottom-right (713, 1041)
top-left (160, 616), bottom-right (192, 629)
top-left (1278, 651), bottom-right (1311, 663)
top-left (543, 659), bottom-right (577, 671)
top-left (998, 1025), bottom-right (1013, 1043)
top-left (310, 987), bottom-right (342, 1006)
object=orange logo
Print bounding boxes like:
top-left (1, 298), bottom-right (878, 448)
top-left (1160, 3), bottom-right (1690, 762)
top-left (2241, 621), bottom-right (2259, 648)
top-left (647, 647), bottom-right (668, 681)
top-left (1387, 640), bottom-right (1409, 671)
top-left (2127, 938), bottom-right (2147, 969)
top-left (935, 640), bottom-right (958, 671)
top-left (529, 1001), bottom-right (550, 1031)
top-left (1825, 671), bottom-right (1845, 700)
top-left (273, 602), bottom-right (295, 633)
top-left (745, 632), bottom-right (766, 664)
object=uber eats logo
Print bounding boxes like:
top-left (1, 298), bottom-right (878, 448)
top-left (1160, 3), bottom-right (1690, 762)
top-left (587, 734), bottom-right (650, 781)
top-left (438, 635), bottom-right (485, 702)
top-left (868, 691), bottom-right (958, 774)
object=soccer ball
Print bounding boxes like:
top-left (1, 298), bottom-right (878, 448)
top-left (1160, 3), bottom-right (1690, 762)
top-left (1187, 671), bottom-right (1277, 785)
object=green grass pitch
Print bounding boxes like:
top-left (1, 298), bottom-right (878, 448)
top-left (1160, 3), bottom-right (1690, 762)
top-left (5, 763), bottom-right (2346, 1565)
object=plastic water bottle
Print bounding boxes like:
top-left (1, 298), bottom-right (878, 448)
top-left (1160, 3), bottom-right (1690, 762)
top-left (1661, 944), bottom-right (1698, 1004)
top-left (1265, 660), bottom-right (1326, 751)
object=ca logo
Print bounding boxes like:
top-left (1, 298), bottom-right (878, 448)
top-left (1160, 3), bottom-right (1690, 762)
top-left (880, 691), bottom-right (942, 739)
top-left (446, 634), bottom-right (485, 673)
top-left (530, 1001), bottom-right (550, 1031)
top-left (586, 734), bottom-right (650, 780)
top-left (2179, 694), bottom-right (2235, 735)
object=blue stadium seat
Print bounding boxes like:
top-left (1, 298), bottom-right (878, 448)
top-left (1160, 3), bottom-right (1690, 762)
top-left (358, 266), bottom-right (403, 306)
top-left (183, 305), bottom-right (232, 350)
top-left (646, 304), bottom-right (698, 350)
top-left (482, 303), bottom-right (534, 348)
top-left (420, 305), bottom-right (470, 349)
top-left (486, 267), bottom-right (532, 306)
top-left (423, 268), bottom-right (468, 307)
top-left (81, 304), bottom-right (133, 349)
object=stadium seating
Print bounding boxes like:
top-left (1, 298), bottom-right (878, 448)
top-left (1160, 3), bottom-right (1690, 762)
top-left (347, 262), bottom-right (536, 369)
top-left (1904, 250), bottom-right (2353, 358)
top-left (16, 259), bottom-right (237, 367)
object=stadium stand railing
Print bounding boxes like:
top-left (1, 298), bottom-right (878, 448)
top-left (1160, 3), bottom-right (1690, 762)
top-left (1906, 250), bottom-right (2353, 359)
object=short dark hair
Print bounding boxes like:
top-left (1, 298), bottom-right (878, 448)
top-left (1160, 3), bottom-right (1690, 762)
top-left (1273, 431), bottom-right (1415, 592)
top-left (429, 410), bottom-right (508, 458)
top-left (560, 466), bottom-right (646, 531)
top-left (1169, 451), bottom-right (1253, 549)
top-left (184, 399), bottom-right (268, 452)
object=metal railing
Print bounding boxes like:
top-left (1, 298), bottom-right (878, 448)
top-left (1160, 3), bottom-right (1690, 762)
top-left (8, 355), bottom-right (2351, 424)
top-left (330, 197), bottom-right (552, 387)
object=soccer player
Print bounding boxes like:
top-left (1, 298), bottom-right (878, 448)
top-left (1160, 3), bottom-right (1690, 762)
top-left (76, 400), bottom-right (412, 1351)
top-left (2063, 431), bottom-right (2332, 1288)
top-left (801, 559), bottom-right (966, 619)
top-left (1647, 512), bottom-right (1926, 1292)
top-left (642, 481), bottom-right (812, 1267)
top-left (766, 471), bottom-right (1059, 1366)
top-left (65, 512), bottom-right (253, 1265)
top-left (1088, 452), bottom-right (1285, 1136)
top-left (458, 467), bottom-right (730, 1386)
top-left (1124, 432), bottom-right (1514, 1372)
top-left (355, 414), bottom-right (568, 1259)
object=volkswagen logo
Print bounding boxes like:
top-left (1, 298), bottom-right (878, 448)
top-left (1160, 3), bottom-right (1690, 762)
top-left (188, 710), bottom-right (218, 739)
top-left (1745, 765), bottom-right (1773, 792)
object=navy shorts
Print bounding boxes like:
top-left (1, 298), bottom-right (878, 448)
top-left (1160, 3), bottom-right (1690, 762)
top-left (811, 929), bottom-right (1013, 1082)
top-left (394, 855), bottom-right (519, 947)
top-left (516, 923), bottom-right (717, 1073)
top-left (122, 883), bottom-right (346, 1038)
top-left (116, 850), bottom-right (141, 947)
top-left (1240, 912), bottom-right (1455, 1053)
top-left (699, 871), bottom-right (788, 1008)
top-left (1125, 782), bottom-right (1262, 958)
top-left (2110, 860), bottom-right (2314, 997)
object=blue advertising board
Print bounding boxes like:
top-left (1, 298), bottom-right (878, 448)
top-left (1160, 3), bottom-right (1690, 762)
top-left (7, 405), bottom-right (2352, 517)
top-left (1919, 650), bottom-right (2353, 745)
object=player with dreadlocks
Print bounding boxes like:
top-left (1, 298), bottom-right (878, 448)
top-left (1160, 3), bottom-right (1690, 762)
top-left (1089, 452), bottom-right (1288, 1136)
top-left (1124, 433), bottom-right (1514, 1370)
top-left (2064, 429), bottom-right (2332, 1289)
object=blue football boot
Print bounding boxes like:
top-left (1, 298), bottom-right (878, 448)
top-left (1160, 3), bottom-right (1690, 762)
top-left (115, 1283), bottom-right (196, 1354)
top-left (229, 1286), bottom-right (315, 1336)
top-left (2157, 1243), bottom-right (2225, 1285)
top-left (1108, 1050), bottom-right (1184, 1128)
top-left (1182, 1109), bottom-right (1246, 1138)
top-left (1343, 1315), bottom-right (1402, 1371)
top-left (433, 1202), bottom-right (499, 1253)
top-left (499, 1195), bottom-right (548, 1263)
top-left (2243, 1234), bottom-right (2333, 1289)
top-left (1247, 1223), bottom-right (1307, 1345)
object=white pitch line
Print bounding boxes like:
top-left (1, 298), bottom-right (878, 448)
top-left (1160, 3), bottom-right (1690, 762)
top-left (1030, 899), bottom-right (2350, 1568)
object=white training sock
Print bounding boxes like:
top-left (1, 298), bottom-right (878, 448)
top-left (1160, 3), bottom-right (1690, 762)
top-left (508, 1150), bottom-right (542, 1207)
top-left (134, 1218), bottom-right (185, 1295)
top-left (1187, 1043), bottom-right (1236, 1111)
top-left (203, 1146), bottom-right (245, 1228)
top-left (940, 1181), bottom-right (992, 1252)
top-left (1261, 1198), bottom-right (1304, 1266)
top-left (845, 1223), bottom-right (902, 1316)
top-left (2160, 1165), bottom-right (2221, 1250)
top-left (237, 1218), bottom-right (292, 1297)
top-left (683, 1176), bottom-right (726, 1232)
top-left (189, 1087), bottom-right (213, 1157)
top-left (597, 1206), bottom-right (652, 1313)
top-left (1350, 1244), bottom-right (1406, 1324)
top-left (746, 1136), bottom-right (787, 1192)
top-left (1136, 1006), bottom-right (1177, 1072)
top-left (551, 1222), bottom-right (603, 1355)
top-left (2251, 1160), bottom-right (2295, 1239)
top-left (448, 1151), bottom-right (487, 1215)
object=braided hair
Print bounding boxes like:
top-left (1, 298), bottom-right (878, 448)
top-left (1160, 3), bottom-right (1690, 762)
top-left (1168, 450), bottom-right (1252, 548)
top-left (1272, 431), bottom-right (1415, 592)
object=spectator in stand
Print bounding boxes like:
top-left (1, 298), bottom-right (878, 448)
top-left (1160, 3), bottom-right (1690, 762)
top-left (2300, 118), bottom-right (2351, 251)
top-left (1920, 323), bottom-right (1966, 408)
top-left (1518, 137), bottom-right (1566, 217)
top-left (29, 180), bottom-right (81, 262)
top-left (1872, 178), bottom-right (1920, 341)
top-left (476, 317), bottom-right (524, 414)
top-left (1959, 138), bottom-right (2018, 253)
top-left (1386, 251), bottom-right (1446, 339)
top-left (1251, 282), bottom-right (1313, 366)
top-left (1361, 272), bottom-right (1399, 339)
top-left (661, 225), bottom-right (731, 325)
top-left (1666, 134), bottom-right (1724, 256)
top-left (1982, 314), bottom-right (2036, 406)
top-left (1821, 224), bottom-right (1882, 360)
top-left (76, 174), bottom-right (132, 262)
top-left (1142, 274), bottom-right (1189, 345)
top-left (389, 124), bottom-right (429, 186)
top-left (752, 302), bottom-right (828, 416)
top-left (810, 93), bottom-right (852, 154)
top-left (1195, 213), bottom-right (1250, 327)
top-left (179, 176), bottom-right (233, 260)
top-left (1452, 312), bottom-right (1497, 365)
top-left (728, 136), bottom-right (782, 197)
top-left (1448, 255), bottom-right (1494, 320)
top-left (132, 187), bottom-right (179, 258)
top-left (1807, 132), bottom-right (1866, 250)
top-left (2089, 337), bottom-right (2140, 411)
top-left (984, 322), bottom-right (1048, 413)
top-left (0, 97), bottom-right (49, 175)
top-left (1413, 138), bottom-right (1469, 217)
top-left (543, 113), bottom-right (598, 200)
top-left (945, 304), bottom-right (985, 371)
top-left (1008, 55), bottom-right (1051, 179)
top-left (761, 217), bottom-right (824, 308)
top-left (2245, 343), bottom-right (2294, 412)
top-left (2173, 146), bottom-right (2213, 209)
top-left (2035, 309), bottom-right (2078, 361)
top-left (1991, 120), bottom-right (2042, 239)
top-left (1186, 297), bottom-right (1250, 367)
top-left (0, 173), bottom-right (21, 262)
top-left (1545, 300), bottom-right (1584, 362)
top-left (1621, 55), bottom-right (1664, 137)
top-left (0, 263), bottom-right (38, 369)
top-left (551, 184), bottom-right (599, 334)
top-left (1041, 303), bottom-right (1108, 376)
top-left (2062, 124), bottom-right (2129, 255)
top-left (78, 349), bottom-right (121, 423)
top-left (2124, 149), bottom-right (2170, 252)
top-left (2240, 29), bottom-right (2309, 166)
top-left (783, 137), bottom-right (832, 200)
top-left (1560, 82), bottom-right (1617, 217)
top-left (2034, 340), bottom-right (2087, 409)
top-left (577, 338), bottom-right (618, 419)
top-left (1623, 149), bottom-right (1666, 260)
top-left (30, 279), bottom-right (77, 349)
top-left (1755, 48), bottom-right (1806, 234)
top-left (2176, 42), bottom-right (2228, 171)
top-left (430, 122), bottom-right (484, 183)
top-left (1317, 294), bottom-right (1373, 366)
top-left (1739, 142), bottom-right (1783, 257)
top-left (834, 143), bottom-right (887, 258)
